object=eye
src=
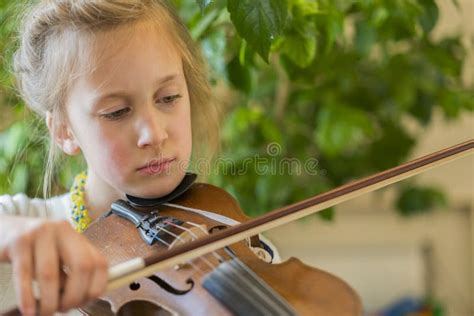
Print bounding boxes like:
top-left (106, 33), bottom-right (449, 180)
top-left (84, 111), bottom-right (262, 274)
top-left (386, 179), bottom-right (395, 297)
top-left (102, 107), bottom-right (131, 120)
top-left (157, 94), bottom-right (182, 105)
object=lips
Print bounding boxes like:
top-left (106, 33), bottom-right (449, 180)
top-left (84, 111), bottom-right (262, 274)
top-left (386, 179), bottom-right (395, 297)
top-left (137, 157), bottom-right (176, 174)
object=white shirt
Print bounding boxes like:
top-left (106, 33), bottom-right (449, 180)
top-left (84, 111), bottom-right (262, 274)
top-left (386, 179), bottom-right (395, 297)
top-left (0, 193), bottom-right (80, 314)
top-left (0, 192), bottom-right (72, 221)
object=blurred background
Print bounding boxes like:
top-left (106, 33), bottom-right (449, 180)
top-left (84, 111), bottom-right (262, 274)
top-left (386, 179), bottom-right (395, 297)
top-left (0, 0), bottom-right (472, 315)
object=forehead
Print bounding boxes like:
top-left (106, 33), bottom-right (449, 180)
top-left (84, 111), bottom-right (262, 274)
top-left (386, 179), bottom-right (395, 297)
top-left (80, 20), bottom-right (183, 91)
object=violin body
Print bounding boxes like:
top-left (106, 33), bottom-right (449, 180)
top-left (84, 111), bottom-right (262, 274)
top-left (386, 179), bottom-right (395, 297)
top-left (81, 183), bottom-right (362, 316)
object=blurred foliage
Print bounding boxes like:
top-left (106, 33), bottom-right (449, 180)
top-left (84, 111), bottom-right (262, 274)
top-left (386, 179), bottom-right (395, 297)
top-left (396, 184), bottom-right (448, 216)
top-left (0, 0), bottom-right (472, 218)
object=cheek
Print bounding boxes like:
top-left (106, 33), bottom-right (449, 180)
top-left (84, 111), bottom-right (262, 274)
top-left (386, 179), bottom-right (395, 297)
top-left (82, 126), bottom-right (133, 179)
top-left (173, 106), bottom-right (192, 152)
top-left (104, 142), bottom-right (131, 169)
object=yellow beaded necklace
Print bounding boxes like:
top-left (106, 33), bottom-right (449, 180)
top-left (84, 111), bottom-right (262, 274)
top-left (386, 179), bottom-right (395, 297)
top-left (70, 171), bottom-right (92, 233)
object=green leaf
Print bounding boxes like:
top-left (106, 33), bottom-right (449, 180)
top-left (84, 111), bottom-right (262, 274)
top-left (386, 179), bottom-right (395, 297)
top-left (260, 118), bottom-right (283, 144)
top-left (5, 123), bottom-right (27, 160)
top-left (315, 104), bottom-right (375, 157)
top-left (227, 0), bottom-right (288, 62)
top-left (0, 157), bottom-right (7, 173)
top-left (200, 29), bottom-right (227, 78)
top-left (196, 0), bottom-right (213, 14)
top-left (355, 19), bottom-right (376, 55)
top-left (419, 0), bottom-right (439, 34)
top-left (282, 20), bottom-right (317, 68)
top-left (438, 89), bottom-right (474, 119)
top-left (10, 163), bottom-right (28, 194)
top-left (423, 38), bottom-right (464, 77)
top-left (324, 13), bottom-right (344, 54)
top-left (290, 0), bottom-right (320, 18)
top-left (227, 55), bottom-right (253, 93)
top-left (239, 40), bottom-right (248, 65)
top-left (396, 185), bottom-right (447, 216)
top-left (368, 122), bottom-right (415, 170)
top-left (371, 8), bottom-right (388, 27)
top-left (318, 208), bottom-right (334, 221)
top-left (190, 7), bottom-right (220, 39)
top-left (409, 90), bottom-right (435, 126)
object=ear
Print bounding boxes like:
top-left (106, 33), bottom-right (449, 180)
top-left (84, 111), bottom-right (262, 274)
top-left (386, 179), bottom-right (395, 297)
top-left (46, 111), bottom-right (81, 156)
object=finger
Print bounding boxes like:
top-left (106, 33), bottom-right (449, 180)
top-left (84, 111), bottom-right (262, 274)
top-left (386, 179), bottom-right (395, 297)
top-left (10, 235), bottom-right (36, 316)
top-left (34, 224), bottom-right (59, 315)
top-left (61, 250), bottom-right (93, 310)
top-left (56, 222), bottom-right (93, 310)
top-left (85, 245), bottom-right (109, 301)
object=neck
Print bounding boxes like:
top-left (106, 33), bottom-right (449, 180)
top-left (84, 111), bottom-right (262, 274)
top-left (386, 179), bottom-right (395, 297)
top-left (84, 169), bottom-right (125, 221)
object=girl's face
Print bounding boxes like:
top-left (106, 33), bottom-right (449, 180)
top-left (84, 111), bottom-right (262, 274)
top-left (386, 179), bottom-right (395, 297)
top-left (64, 21), bottom-right (192, 199)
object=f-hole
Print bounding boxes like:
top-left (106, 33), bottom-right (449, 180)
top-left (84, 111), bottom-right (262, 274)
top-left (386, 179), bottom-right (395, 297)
top-left (142, 275), bottom-right (195, 295)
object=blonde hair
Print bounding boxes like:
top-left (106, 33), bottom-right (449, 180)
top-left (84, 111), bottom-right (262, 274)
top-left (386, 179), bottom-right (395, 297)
top-left (13, 0), bottom-right (221, 197)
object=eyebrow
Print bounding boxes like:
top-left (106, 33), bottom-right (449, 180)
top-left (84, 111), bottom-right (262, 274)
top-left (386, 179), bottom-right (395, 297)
top-left (92, 74), bottom-right (182, 108)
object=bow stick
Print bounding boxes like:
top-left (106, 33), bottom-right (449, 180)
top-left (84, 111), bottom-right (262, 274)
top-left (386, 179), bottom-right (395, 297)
top-left (108, 139), bottom-right (473, 291)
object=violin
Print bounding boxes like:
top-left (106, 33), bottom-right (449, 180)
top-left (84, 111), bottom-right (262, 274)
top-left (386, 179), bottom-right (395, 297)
top-left (4, 139), bottom-right (472, 315)
top-left (80, 179), bottom-right (363, 315)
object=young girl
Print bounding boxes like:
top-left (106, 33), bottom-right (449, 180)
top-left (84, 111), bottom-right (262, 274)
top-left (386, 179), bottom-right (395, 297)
top-left (0, 0), bottom-right (222, 314)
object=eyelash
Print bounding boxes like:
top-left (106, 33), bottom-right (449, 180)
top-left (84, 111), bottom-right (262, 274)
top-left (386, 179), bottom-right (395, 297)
top-left (102, 108), bottom-right (130, 120)
top-left (160, 94), bottom-right (182, 105)
top-left (102, 94), bottom-right (182, 120)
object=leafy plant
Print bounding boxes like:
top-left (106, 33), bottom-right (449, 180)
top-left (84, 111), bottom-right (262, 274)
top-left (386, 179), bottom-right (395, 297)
top-left (0, 0), bottom-right (471, 218)
top-left (179, 0), bottom-right (472, 217)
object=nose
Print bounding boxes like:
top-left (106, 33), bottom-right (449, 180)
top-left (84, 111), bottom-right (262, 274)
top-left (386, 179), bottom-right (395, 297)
top-left (136, 108), bottom-right (168, 149)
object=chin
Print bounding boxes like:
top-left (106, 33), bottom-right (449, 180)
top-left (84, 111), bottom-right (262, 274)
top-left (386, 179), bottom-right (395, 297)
top-left (129, 172), bottom-right (186, 199)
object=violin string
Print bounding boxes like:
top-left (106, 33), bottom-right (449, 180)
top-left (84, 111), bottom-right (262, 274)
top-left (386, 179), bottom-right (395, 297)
top-left (163, 219), bottom-right (275, 303)
top-left (182, 220), bottom-right (270, 283)
top-left (156, 217), bottom-right (271, 303)
top-left (155, 222), bottom-right (230, 277)
top-left (154, 203), bottom-right (283, 307)
top-left (184, 221), bottom-right (229, 263)
top-left (158, 218), bottom-right (287, 312)
top-left (160, 202), bottom-right (251, 273)
top-left (149, 225), bottom-right (206, 277)
top-left (162, 221), bottom-right (219, 273)
top-left (115, 201), bottom-right (285, 310)
top-left (165, 220), bottom-right (230, 266)
top-left (162, 216), bottom-right (254, 278)
top-left (163, 202), bottom-right (239, 226)
top-left (160, 202), bottom-right (278, 281)
top-left (163, 221), bottom-right (265, 297)
top-left (160, 202), bottom-right (250, 268)
top-left (175, 221), bottom-right (286, 313)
